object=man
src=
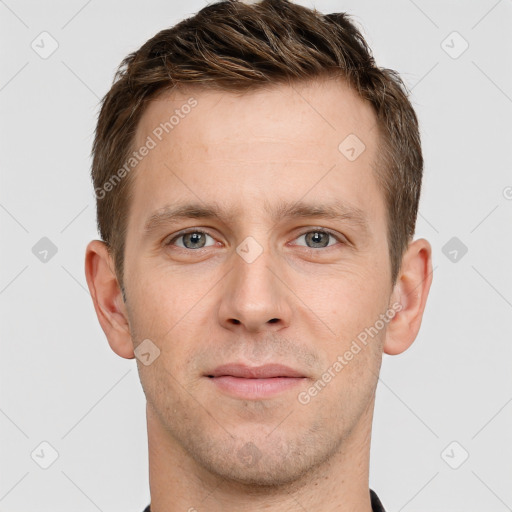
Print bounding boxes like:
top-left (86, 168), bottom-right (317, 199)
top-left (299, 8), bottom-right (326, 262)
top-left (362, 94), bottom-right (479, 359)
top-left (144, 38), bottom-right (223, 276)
top-left (85, 1), bottom-right (432, 510)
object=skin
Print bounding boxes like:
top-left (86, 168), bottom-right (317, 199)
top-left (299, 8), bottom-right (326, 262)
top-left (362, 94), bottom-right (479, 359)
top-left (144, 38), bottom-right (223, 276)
top-left (85, 77), bottom-right (432, 512)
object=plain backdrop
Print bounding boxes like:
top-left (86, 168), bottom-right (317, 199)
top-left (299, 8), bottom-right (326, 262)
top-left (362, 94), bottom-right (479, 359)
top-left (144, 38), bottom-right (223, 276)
top-left (1, 1), bottom-right (511, 511)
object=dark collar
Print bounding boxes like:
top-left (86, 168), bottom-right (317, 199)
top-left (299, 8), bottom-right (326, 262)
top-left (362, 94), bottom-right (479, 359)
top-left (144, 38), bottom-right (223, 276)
top-left (143, 488), bottom-right (386, 511)
top-left (370, 488), bottom-right (386, 511)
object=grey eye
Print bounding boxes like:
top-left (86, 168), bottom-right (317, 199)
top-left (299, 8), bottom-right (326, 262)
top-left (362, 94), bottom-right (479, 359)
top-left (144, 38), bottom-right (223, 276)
top-left (296, 230), bottom-right (338, 249)
top-left (170, 231), bottom-right (215, 249)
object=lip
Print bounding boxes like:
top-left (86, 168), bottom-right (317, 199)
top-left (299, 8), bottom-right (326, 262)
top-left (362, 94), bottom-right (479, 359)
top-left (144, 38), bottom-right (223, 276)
top-left (206, 363), bottom-right (307, 400)
top-left (208, 363), bottom-right (306, 379)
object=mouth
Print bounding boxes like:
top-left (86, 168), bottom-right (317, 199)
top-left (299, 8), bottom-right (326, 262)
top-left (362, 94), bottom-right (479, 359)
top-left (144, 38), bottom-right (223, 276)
top-left (206, 363), bottom-right (307, 400)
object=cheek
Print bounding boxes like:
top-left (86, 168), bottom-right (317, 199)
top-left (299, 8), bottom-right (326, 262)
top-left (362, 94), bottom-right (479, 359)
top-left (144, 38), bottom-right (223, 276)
top-left (316, 277), bottom-right (386, 398)
top-left (301, 265), bottom-right (389, 337)
top-left (126, 271), bottom-right (185, 359)
top-left (128, 261), bottom-right (197, 327)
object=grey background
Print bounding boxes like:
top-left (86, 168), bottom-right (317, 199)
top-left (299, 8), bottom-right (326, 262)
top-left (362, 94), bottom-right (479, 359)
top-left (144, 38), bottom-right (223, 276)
top-left (1, 0), bottom-right (511, 510)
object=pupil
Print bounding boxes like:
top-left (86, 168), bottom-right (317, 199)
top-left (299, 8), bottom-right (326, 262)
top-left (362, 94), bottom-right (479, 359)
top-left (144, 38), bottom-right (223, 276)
top-left (307, 231), bottom-right (327, 248)
top-left (186, 232), bottom-right (204, 248)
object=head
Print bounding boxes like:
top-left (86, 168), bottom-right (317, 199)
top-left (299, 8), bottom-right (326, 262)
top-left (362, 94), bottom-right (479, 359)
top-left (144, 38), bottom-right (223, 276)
top-left (85, 0), bottom-right (432, 489)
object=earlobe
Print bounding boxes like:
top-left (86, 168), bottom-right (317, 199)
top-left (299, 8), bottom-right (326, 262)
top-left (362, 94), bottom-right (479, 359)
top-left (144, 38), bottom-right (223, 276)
top-left (383, 238), bottom-right (433, 356)
top-left (84, 240), bottom-right (135, 359)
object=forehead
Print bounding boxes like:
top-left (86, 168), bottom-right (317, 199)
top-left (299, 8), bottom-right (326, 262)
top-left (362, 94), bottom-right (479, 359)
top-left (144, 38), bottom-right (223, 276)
top-left (135, 77), bottom-right (378, 156)
top-left (128, 77), bottom-right (383, 234)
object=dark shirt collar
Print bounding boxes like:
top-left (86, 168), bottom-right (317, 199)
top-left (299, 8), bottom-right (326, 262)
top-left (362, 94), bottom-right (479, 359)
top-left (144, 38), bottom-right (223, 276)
top-left (143, 488), bottom-right (386, 511)
top-left (370, 488), bottom-right (386, 511)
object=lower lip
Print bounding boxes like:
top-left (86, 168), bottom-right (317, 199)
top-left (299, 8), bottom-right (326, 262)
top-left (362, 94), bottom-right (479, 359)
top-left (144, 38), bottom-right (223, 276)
top-left (208, 376), bottom-right (306, 399)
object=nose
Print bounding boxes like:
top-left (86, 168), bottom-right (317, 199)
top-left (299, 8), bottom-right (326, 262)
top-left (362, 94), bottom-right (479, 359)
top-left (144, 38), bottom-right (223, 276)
top-left (218, 243), bottom-right (292, 333)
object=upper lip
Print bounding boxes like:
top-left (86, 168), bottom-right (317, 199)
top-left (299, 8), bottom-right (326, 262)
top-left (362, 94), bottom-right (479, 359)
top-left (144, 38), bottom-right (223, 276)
top-left (207, 363), bottom-right (306, 379)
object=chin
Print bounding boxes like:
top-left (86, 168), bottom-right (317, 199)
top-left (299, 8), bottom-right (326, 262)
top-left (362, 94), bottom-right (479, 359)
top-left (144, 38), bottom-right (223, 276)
top-left (188, 429), bottom-right (334, 490)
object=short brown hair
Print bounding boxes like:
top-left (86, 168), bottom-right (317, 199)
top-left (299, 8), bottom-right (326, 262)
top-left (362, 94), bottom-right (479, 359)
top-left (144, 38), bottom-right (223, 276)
top-left (91, 0), bottom-right (423, 295)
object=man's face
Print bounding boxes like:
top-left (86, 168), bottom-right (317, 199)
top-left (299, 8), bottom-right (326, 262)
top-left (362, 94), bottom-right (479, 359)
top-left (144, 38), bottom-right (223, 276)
top-left (123, 78), bottom-right (393, 485)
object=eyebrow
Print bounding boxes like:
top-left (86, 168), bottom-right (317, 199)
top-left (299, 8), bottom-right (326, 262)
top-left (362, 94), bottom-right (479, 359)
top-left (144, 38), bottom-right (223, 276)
top-left (143, 199), bottom-right (369, 237)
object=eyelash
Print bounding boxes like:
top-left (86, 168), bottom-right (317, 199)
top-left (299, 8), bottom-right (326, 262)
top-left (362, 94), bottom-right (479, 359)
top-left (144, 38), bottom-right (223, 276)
top-left (165, 228), bottom-right (345, 250)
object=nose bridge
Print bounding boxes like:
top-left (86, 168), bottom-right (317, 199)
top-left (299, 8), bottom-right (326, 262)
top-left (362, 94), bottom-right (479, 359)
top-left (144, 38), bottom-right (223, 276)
top-left (219, 234), bottom-right (290, 332)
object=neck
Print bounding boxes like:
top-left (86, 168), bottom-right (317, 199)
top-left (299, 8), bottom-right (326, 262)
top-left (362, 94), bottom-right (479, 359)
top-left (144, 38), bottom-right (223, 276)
top-left (146, 397), bottom-right (376, 512)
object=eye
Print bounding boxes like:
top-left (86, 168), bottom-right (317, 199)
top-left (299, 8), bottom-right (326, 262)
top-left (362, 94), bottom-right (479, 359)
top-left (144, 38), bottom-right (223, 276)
top-left (293, 229), bottom-right (343, 249)
top-left (164, 228), bottom-right (345, 251)
top-left (166, 229), bottom-right (216, 250)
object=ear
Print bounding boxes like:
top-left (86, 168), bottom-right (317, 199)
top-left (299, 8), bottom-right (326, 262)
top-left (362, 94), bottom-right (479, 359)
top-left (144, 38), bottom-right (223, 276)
top-left (84, 240), bottom-right (134, 359)
top-left (383, 238), bottom-right (433, 355)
